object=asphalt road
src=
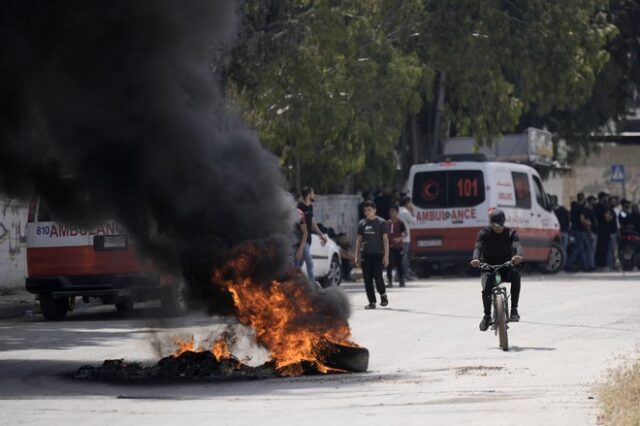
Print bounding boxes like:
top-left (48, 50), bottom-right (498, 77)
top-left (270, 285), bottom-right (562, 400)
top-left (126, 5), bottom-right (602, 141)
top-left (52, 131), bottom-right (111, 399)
top-left (1, 271), bottom-right (639, 426)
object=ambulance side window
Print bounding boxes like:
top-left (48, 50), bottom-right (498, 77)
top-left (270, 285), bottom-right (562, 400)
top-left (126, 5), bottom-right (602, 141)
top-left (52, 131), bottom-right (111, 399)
top-left (511, 172), bottom-right (531, 209)
top-left (37, 201), bottom-right (52, 222)
top-left (532, 175), bottom-right (551, 211)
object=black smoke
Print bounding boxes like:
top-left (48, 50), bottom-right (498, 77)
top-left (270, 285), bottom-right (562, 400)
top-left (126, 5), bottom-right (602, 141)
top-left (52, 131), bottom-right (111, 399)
top-left (0, 1), bottom-right (303, 307)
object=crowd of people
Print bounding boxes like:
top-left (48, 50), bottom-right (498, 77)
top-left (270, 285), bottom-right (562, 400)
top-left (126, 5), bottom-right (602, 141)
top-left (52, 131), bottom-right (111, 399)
top-left (292, 185), bottom-right (640, 310)
top-left (290, 186), bottom-right (417, 309)
top-left (553, 192), bottom-right (640, 272)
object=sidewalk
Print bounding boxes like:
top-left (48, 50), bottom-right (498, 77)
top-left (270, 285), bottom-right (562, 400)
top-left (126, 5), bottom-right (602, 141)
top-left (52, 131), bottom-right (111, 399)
top-left (0, 289), bottom-right (37, 319)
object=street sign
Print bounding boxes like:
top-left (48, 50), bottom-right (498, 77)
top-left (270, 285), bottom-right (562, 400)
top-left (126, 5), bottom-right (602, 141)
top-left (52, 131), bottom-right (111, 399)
top-left (611, 164), bottom-right (625, 183)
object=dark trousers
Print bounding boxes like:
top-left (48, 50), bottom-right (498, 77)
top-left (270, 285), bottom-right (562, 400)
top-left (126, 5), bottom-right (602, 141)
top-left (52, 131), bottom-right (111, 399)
top-left (595, 232), bottom-right (610, 267)
top-left (341, 259), bottom-right (353, 280)
top-left (566, 231), bottom-right (590, 271)
top-left (386, 247), bottom-right (404, 284)
top-left (481, 268), bottom-right (521, 316)
top-left (361, 252), bottom-right (386, 304)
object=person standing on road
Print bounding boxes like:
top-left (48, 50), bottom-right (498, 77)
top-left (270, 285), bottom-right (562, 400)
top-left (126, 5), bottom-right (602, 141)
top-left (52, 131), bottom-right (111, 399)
top-left (585, 195), bottom-right (598, 270)
top-left (355, 200), bottom-right (389, 309)
top-left (297, 186), bottom-right (327, 282)
top-left (607, 195), bottom-right (619, 270)
top-left (594, 192), bottom-right (612, 269)
top-left (398, 196), bottom-right (417, 280)
top-left (470, 209), bottom-right (523, 331)
top-left (551, 195), bottom-right (570, 260)
top-left (292, 207), bottom-right (308, 267)
top-left (566, 194), bottom-right (591, 272)
top-left (386, 204), bottom-right (407, 288)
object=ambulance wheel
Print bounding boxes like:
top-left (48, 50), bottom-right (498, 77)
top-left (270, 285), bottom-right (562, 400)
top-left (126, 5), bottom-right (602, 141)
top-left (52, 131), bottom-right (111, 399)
top-left (115, 298), bottom-right (134, 312)
top-left (537, 243), bottom-right (565, 274)
top-left (40, 295), bottom-right (70, 320)
top-left (412, 262), bottom-right (432, 279)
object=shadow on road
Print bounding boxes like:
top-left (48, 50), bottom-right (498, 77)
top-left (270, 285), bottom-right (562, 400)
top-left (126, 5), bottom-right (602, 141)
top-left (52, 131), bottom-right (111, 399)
top-left (0, 307), bottom-right (228, 352)
top-left (0, 358), bottom-right (405, 399)
top-left (507, 346), bottom-right (556, 352)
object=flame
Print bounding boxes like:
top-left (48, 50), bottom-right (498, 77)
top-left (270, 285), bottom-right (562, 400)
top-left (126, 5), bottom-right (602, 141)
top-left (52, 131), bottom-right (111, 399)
top-left (212, 335), bottom-right (232, 361)
top-left (212, 243), bottom-right (356, 376)
top-left (173, 336), bottom-right (196, 357)
top-left (172, 334), bottom-right (232, 362)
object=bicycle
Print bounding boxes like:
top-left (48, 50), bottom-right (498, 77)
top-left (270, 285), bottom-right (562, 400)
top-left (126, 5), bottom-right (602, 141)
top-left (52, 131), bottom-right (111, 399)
top-left (480, 261), bottom-right (514, 351)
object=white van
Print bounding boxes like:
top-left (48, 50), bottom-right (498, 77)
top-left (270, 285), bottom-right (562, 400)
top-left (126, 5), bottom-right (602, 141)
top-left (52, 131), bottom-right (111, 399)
top-left (407, 160), bottom-right (563, 275)
top-left (25, 196), bottom-right (188, 320)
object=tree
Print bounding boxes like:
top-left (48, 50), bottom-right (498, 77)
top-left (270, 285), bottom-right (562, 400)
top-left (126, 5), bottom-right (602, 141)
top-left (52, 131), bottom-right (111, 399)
top-left (521, 0), bottom-right (640, 157)
top-left (420, 0), bottom-right (615, 148)
top-left (228, 0), bottom-right (425, 192)
top-left (228, 1), bottom-right (617, 190)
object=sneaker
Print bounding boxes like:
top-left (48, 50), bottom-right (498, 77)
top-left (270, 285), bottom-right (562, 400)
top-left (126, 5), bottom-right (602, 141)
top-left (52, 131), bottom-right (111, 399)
top-left (510, 309), bottom-right (520, 322)
top-left (364, 303), bottom-right (376, 310)
top-left (380, 294), bottom-right (388, 307)
top-left (479, 315), bottom-right (491, 331)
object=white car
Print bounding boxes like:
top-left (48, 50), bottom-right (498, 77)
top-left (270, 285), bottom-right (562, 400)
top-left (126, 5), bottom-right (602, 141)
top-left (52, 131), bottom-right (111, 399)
top-left (304, 233), bottom-right (342, 287)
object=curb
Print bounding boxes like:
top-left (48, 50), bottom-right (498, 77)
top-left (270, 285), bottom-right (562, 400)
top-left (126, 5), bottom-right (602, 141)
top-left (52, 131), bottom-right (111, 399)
top-left (0, 302), bottom-right (38, 320)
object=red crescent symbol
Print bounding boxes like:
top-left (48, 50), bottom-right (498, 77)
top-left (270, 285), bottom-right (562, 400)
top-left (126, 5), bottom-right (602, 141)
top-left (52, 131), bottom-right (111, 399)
top-left (422, 180), bottom-right (439, 201)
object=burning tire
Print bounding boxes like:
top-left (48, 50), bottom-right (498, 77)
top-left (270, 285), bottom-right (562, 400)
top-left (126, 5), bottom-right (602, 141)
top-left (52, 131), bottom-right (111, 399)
top-left (321, 342), bottom-right (369, 373)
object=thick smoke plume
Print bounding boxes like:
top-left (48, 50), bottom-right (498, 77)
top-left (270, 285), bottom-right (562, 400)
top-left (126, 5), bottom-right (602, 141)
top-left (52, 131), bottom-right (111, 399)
top-left (0, 1), bottom-right (329, 311)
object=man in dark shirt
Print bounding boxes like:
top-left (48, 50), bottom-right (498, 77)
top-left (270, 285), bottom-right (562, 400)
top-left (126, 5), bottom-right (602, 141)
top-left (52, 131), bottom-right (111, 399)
top-left (297, 186), bottom-right (327, 282)
top-left (585, 196), bottom-right (598, 270)
top-left (566, 194), bottom-right (591, 271)
top-left (355, 200), bottom-right (389, 309)
top-left (608, 196), bottom-right (619, 269)
top-left (594, 192), bottom-right (612, 268)
top-left (470, 209), bottom-right (523, 331)
top-left (551, 195), bottom-right (570, 259)
top-left (619, 199), bottom-right (634, 230)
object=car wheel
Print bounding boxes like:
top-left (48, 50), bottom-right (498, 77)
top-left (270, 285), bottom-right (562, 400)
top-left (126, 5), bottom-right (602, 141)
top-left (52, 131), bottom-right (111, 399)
top-left (537, 243), bottom-right (564, 274)
top-left (40, 295), bottom-right (70, 320)
top-left (412, 262), bottom-right (432, 279)
top-left (319, 255), bottom-right (342, 288)
top-left (115, 297), bottom-right (134, 313)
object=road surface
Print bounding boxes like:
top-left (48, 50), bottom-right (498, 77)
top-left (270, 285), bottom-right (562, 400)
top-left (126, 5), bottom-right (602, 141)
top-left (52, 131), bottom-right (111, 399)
top-left (1, 271), bottom-right (640, 425)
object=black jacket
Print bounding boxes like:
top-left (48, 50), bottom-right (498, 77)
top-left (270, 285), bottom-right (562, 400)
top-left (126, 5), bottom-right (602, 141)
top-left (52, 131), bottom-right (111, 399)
top-left (472, 227), bottom-right (523, 265)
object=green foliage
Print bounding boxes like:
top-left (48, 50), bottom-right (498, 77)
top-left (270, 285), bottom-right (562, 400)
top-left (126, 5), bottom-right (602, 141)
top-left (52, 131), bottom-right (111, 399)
top-left (423, 0), bottom-right (615, 145)
top-left (228, 0), bottom-right (622, 190)
top-left (523, 0), bottom-right (640, 158)
top-left (229, 0), bottom-right (427, 191)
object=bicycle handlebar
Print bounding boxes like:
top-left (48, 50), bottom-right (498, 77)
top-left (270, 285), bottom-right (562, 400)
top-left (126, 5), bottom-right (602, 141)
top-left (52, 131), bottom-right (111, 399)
top-left (479, 260), bottom-right (514, 272)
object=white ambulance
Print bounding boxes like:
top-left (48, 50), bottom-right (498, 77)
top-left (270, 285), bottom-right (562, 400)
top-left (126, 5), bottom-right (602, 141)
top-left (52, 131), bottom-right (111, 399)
top-left (26, 198), bottom-right (187, 320)
top-left (407, 160), bottom-right (563, 275)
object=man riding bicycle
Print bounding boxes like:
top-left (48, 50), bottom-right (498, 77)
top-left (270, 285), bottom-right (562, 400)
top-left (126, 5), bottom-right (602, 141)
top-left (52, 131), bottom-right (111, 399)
top-left (470, 209), bottom-right (523, 331)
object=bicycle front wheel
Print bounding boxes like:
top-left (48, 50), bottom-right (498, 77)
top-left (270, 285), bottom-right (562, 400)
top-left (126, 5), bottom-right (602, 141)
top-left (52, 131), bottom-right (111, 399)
top-left (494, 293), bottom-right (509, 351)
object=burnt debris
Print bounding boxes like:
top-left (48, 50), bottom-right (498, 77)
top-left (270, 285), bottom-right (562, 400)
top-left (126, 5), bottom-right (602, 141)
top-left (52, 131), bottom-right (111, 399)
top-left (75, 341), bottom-right (369, 383)
top-left (75, 353), bottom-right (278, 383)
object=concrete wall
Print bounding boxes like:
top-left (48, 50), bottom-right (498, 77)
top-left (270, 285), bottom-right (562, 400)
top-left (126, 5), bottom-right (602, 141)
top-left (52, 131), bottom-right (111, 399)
top-left (312, 194), bottom-right (361, 244)
top-left (0, 198), bottom-right (28, 290)
top-left (563, 144), bottom-right (640, 205)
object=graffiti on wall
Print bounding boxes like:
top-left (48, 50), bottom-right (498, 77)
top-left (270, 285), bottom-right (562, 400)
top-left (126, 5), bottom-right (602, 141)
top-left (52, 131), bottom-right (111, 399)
top-left (0, 199), bottom-right (27, 258)
top-left (0, 198), bottom-right (28, 288)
